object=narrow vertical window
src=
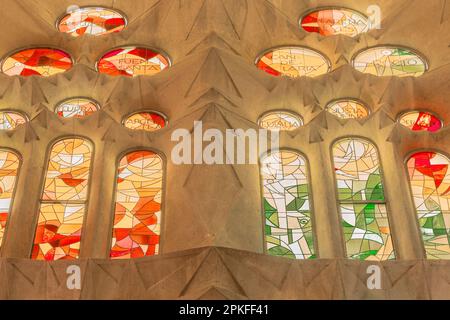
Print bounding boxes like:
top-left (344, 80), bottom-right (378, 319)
top-left (32, 138), bottom-right (93, 260)
top-left (0, 149), bottom-right (20, 249)
top-left (333, 138), bottom-right (395, 260)
top-left (110, 151), bottom-right (163, 259)
top-left (261, 150), bottom-right (315, 259)
top-left (407, 152), bottom-right (450, 259)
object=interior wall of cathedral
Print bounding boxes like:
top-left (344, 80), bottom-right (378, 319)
top-left (0, 0), bottom-right (449, 299)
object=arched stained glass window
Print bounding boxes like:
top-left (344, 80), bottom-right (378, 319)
top-left (55, 97), bottom-right (100, 119)
top-left (0, 149), bottom-right (20, 249)
top-left (258, 111), bottom-right (303, 131)
top-left (32, 138), bottom-right (93, 260)
top-left (333, 138), bottom-right (395, 261)
top-left (352, 46), bottom-right (427, 77)
top-left (407, 152), bottom-right (450, 259)
top-left (1, 48), bottom-right (73, 77)
top-left (123, 111), bottom-right (167, 132)
top-left (300, 8), bottom-right (370, 37)
top-left (326, 99), bottom-right (369, 119)
top-left (0, 111), bottom-right (28, 130)
top-left (97, 47), bottom-right (170, 77)
top-left (398, 111), bottom-right (442, 133)
top-left (110, 151), bottom-right (163, 259)
top-left (256, 47), bottom-right (331, 78)
top-left (57, 7), bottom-right (127, 37)
top-left (261, 150), bottom-right (315, 259)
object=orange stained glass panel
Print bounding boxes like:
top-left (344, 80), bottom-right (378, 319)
top-left (0, 150), bottom-right (20, 249)
top-left (110, 151), bottom-right (163, 259)
top-left (2, 48), bottom-right (73, 77)
top-left (32, 138), bottom-right (93, 261)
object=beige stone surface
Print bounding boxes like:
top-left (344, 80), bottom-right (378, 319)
top-left (0, 0), bottom-right (449, 299)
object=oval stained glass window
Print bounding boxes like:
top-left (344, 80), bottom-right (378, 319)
top-left (56, 98), bottom-right (100, 119)
top-left (58, 7), bottom-right (126, 37)
top-left (300, 8), bottom-right (369, 37)
top-left (1, 48), bottom-right (73, 77)
top-left (97, 47), bottom-right (170, 77)
top-left (258, 111), bottom-right (303, 131)
top-left (398, 111), bottom-right (442, 132)
top-left (0, 111), bottom-right (28, 130)
top-left (352, 46), bottom-right (427, 77)
top-left (326, 99), bottom-right (369, 119)
top-left (256, 47), bottom-right (331, 78)
top-left (123, 111), bottom-right (167, 132)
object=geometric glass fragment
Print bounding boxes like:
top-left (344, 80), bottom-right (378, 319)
top-left (352, 46), bottom-right (427, 77)
top-left (261, 150), bottom-right (315, 259)
top-left (398, 111), bottom-right (442, 133)
top-left (123, 111), bottom-right (167, 132)
top-left (97, 46), bottom-right (170, 77)
top-left (407, 152), bottom-right (450, 259)
top-left (326, 99), bottom-right (369, 119)
top-left (31, 138), bottom-right (93, 260)
top-left (256, 46), bottom-right (331, 78)
top-left (300, 8), bottom-right (370, 37)
top-left (57, 6), bottom-right (126, 37)
top-left (1, 48), bottom-right (73, 77)
top-left (55, 98), bottom-right (100, 119)
top-left (333, 138), bottom-right (395, 261)
top-left (258, 111), bottom-right (303, 131)
top-left (0, 150), bottom-right (20, 249)
top-left (110, 151), bottom-right (163, 259)
top-left (0, 111), bottom-right (28, 130)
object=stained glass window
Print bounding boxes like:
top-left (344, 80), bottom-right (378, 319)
top-left (261, 151), bottom-right (315, 259)
top-left (32, 138), bottom-right (93, 260)
top-left (333, 138), bottom-right (395, 261)
top-left (0, 150), bottom-right (20, 249)
top-left (300, 8), bottom-right (369, 37)
top-left (352, 46), bottom-right (427, 77)
top-left (258, 111), bottom-right (303, 131)
top-left (256, 47), bottom-right (331, 78)
top-left (407, 152), bottom-right (450, 259)
top-left (58, 7), bottom-right (126, 37)
top-left (0, 111), bottom-right (28, 130)
top-left (326, 99), bottom-right (369, 119)
top-left (123, 111), bottom-right (167, 132)
top-left (1, 48), bottom-right (73, 77)
top-left (97, 47), bottom-right (170, 77)
top-left (110, 151), bottom-right (163, 259)
top-left (398, 111), bottom-right (442, 133)
top-left (55, 98), bottom-right (100, 119)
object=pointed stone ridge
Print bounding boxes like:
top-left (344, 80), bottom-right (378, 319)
top-left (178, 248), bottom-right (248, 298)
top-left (97, 109), bottom-right (115, 128)
top-left (378, 110), bottom-right (395, 130)
top-left (387, 125), bottom-right (402, 144)
top-left (309, 125), bottom-right (323, 143)
top-left (184, 48), bottom-right (242, 98)
top-left (101, 123), bottom-right (131, 142)
top-left (1, 77), bottom-right (24, 103)
top-left (24, 123), bottom-right (39, 143)
top-left (185, 0), bottom-right (241, 40)
top-left (187, 87), bottom-right (240, 109)
top-left (182, 105), bottom-right (244, 188)
top-left (314, 111), bottom-right (328, 129)
top-left (186, 32), bottom-right (241, 56)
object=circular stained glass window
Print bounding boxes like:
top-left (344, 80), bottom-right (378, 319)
top-left (1, 48), bottom-right (73, 77)
top-left (123, 111), bottom-right (167, 132)
top-left (352, 46), bottom-right (427, 77)
top-left (0, 111), bottom-right (28, 130)
top-left (55, 98), bottom-right (100, 119)
top-left (57, 7), bottom-right (127, 37)
top-left (398, 111), bottom-right (442, 132)
top-left (326, 99), bottom-right (369, 119)
top-left (256, 46), bottom-right (331, 78)
top-left (97, 47), bottom-right (170, 77)
top-left (300, 8), bottom-right (369, 37)
top-left (258, 111), bottom-right (303, 131)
